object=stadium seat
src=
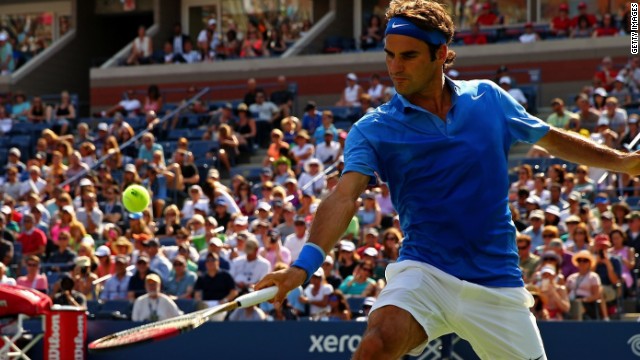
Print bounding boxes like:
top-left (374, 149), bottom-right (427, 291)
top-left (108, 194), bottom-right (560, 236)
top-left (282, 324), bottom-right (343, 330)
top-left (167, 129), bottom-right (190, 141)
top-left (97, 300), bottom-right (133, 320)
top-left (189, 140), bottom-right (216, 159)
top-left (86, 300), bottom-right (102, 316)
top-left (159, 237), bottom-right (176, 247)
top-left (347, 297), bottom-right (365, 316)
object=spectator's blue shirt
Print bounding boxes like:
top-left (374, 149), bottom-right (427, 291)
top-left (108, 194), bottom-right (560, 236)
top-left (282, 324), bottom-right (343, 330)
top-left (313, 124), bottom-right (338, 144)
top-left (138, 143), bottom-right (163, 161)
top-left (343, 78), bottom-right (550, 287)
top-left (11, 101), bottom-right (30, 122)
top-left (302, 112), bottom-right (322, 132)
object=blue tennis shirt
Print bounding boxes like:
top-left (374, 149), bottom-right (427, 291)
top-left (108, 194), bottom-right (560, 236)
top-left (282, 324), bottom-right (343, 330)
top-left (343, 78), bottom-right (550, 287)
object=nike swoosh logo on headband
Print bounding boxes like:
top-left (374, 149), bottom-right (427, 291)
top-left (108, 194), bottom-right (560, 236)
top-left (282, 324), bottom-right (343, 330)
top-left (391, 23), bottom-right (408, 28)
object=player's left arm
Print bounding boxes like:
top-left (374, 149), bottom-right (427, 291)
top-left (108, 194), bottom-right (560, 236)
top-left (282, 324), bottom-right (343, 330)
top-left (536, 127), bottom-right (640, 175)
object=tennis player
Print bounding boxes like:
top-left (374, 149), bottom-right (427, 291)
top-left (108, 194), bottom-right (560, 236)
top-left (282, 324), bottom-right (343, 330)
top-left (257, 1), bottom-right (640, 358)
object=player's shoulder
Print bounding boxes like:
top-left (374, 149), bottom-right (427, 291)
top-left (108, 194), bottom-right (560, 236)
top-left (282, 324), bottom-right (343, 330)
top-left (351, 99), bottom-right (401, 132)
top-left (453, 78), bottom-right (501, 96)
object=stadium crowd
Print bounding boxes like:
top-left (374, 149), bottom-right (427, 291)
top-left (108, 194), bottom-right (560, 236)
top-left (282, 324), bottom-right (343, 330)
top-left (0, 52), bottom-right (639, 323)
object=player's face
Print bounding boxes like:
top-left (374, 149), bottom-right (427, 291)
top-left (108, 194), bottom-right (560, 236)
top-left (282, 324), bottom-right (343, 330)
top-left (384, 34), bottom-right (444, 97)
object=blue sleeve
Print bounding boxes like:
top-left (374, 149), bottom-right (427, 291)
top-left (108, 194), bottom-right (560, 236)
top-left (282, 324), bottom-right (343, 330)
top-left (494, 83), bottom-right (550, 144)
top-left (342, 125), bottom-right (379, 186)
top-left (156, 176), bottom-right (167, 199)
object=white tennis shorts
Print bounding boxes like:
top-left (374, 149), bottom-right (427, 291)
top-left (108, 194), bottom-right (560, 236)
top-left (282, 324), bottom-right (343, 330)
top-left (370, 260), bottom-right (547, 359)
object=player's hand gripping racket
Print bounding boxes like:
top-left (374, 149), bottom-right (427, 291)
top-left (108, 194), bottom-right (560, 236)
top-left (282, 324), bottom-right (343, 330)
top-left (88, 286), bottom-right (278, 352)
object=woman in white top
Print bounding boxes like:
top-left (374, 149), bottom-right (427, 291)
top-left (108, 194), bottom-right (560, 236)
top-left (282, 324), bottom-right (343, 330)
top-left (127, 25), bottom-right (153, 65)
top-left (336, 73), bottom-right (363, 106)
top-left (181, 185), bottom-right (210, 220)
top-left (367, 74), bottom-right (386, 105)
top-left (290, 130), bottom-right (315, 173)
top-left (519, 23), bottom-right (541, 44)
top-left (300, 268), bottom-right (333, 318)
top-left (0, 263), bottom-right (16, 285)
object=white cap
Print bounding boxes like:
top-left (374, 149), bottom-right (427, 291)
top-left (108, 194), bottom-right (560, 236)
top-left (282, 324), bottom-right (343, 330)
top-left (95, 245), bottom-right (111, 257)
top-left (312, 268), bottom-right (324, 278)
top-left (529, 209), bottom-right (545, 220)
top-left (257, 202), bottom-right (272, 212)
top-left (97, 123), bottom-right (108, 131)
top-left (346, 73), bottom-right (357, 81)
top-left (540, 264), bottom-right (556, 276)
top-left (340, 240), bottom-right (355, 252)
top-left (234, 216), bottom-right (249, 226)
top-left (0, 205), bottom-right (11, 215)
top-left (526, 195), bottom-right (541, 205)
top-left (9, 147), bottom-right (20, 157)
top-left (324, 255), bottom-right (334, 265)
top-left (594, 87), bottom-right (608, 97)
top-left (79, 178), bottom-right (93, 187)
top-left (80, 235), bottom-right (95, 248)
top-left (597, 117), bottom-right (610, 126)
top-left (124, 163), bottom-right (137, 173)
top-left (0, 32), bottom-right (7, 41)
top-left (195, 202), bottom-right (209, 212)
top-left (191, 214), bottom-right (205, 224)
top-left (208, 18), bottom-right (217, 26)
top-left (544, 205), bottom-right (561, 218)
top-left (209, 237), bottom-right (223, 247)
top-left (61, 205), bottom-right (75, 215)
top-left (363, 247), bottom-right (379, 257)
top-left (499, 76), bottom-right (511, 85)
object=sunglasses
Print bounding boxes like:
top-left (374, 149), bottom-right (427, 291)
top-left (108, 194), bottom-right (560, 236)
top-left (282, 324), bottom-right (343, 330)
top-left (576, 258), bottom-right (590, 263)
top-left (517, 245), bottom-right (528, 250)
top-left (26, 263), bottom-right (38, 267)
top-left (542, 234), bottom-right (555, 238)
top-left (173, 262), bottom-right (185, 267)
top-left (362, 268), bottom-right (373, 272)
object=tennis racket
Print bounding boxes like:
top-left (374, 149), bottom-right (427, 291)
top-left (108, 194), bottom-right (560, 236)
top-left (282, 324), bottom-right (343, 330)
top-left (88, 286), bottom-right (278, 352)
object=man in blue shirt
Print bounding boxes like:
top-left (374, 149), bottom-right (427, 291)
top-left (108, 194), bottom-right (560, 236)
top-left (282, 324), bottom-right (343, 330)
top-left (257, 1), bottom-right (640, 359)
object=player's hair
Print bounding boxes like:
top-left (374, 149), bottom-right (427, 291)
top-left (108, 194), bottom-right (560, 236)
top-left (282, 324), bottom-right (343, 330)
top-left (385, 0), bottom-right (456, 69)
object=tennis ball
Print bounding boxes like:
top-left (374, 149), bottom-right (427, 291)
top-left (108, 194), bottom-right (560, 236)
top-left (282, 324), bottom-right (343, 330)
top-left (122, 184), bottom-right (150, 213)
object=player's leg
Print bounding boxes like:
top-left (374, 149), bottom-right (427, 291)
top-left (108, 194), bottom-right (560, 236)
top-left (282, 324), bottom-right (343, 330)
top-left (352, 305), bottom-right (427, 360)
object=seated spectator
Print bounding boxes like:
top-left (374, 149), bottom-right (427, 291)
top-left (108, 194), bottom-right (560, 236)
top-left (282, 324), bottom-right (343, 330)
top-left (229, 289), bottom-right (268, 321)
top-left (249, 90), bottom-right (279, 124)
top-left (240, 26), bottom-right (267, 58)
top-left (361, 14), bottom-right (383, 50)
top-left (11, 92), bottom-right (30, 122)
top-left (28, 96), bottom-right (47, 124)
top-left (300, 268), bottom-right (333, 319)
top-left (49, 90), bottom-right (75, 135)
top-left (546, 98), bottom-right (575, 129)
top-left (550, 3), bottom-right (571, 37)
top-left (75, 192), bottom-right (103, 238)
top-left (302, 101), bottom-right (322, 133)
top-left (194, 252), bottom-right (237, 309)
top-left (95, 245), bottom-right (114, 278)
top-left (132, 274), bottom-right (181, 322)
top-left (17, 255), bottom-right (48, 293)
top-left (463, 23), bottom-right (487, 45)
top-left (571, 2), bottom-right (598, 28)
top-left (266, 28), bottom-right (287, 56)
top-left (100, 255), bottom-right (132, 301)
top-left (592, 234), bottom-right (622, 317)
top-left (336, 73), bottom-right (363, 107)
top-left (527, 285), bottom-right (550, 320)
top-left (519, 22), bottom-right (540, 43)
top-left (499, 76), bottom-right (527, 109)
top-left (52, 274), bottom-right (87, 308)
top-left (609, 229), bottom-right (635, 295)
top-left (354, 296), bottom-right (376, 321)
top-left (230, 237), bottom-right (271, 291)
top-left (100, 89), bottom-right (141, 118)
top-left (0, 262), bottom-right (16, 285)
top-left (144, 238), bottom-right (172, 282)
top-left (594, 56), bottom-right (618, 92)
top-left (259, 229), bottom-right (291, 268)
top-left (127, 254), bottom-right (157, 300)
top-left (217, 124), bottom-right (240, 172)
top-left (357, 192), bottom-right (382, 232)
top-left (18, 213), bottom-right (47, 258)
top-left (46, 230), bottom-right (77, 272)
top-left (599, 97), bottom-right (627, 137)
top-left (127, 25), bottom-right (153, 65)
top-left (592, 13), bottom-right (618, 37)
top-left (570, 15), bottom-right (593, 38)
top-left (72, 256), bottom-right (99, 300)
top-left (165, 255), bottom-right (197, 299)
top-left (338, 262), bottom-right (377, 297)
top-left (337, 240), bottom-right (360, 279)
top-left (610, 76), bottom-right (632, 107)
top-left (566, 250), bottom-right (602, 320)
top-left (0, 31), bottom-right (15, 75)
top-left (476, 3), bottom-right (499, 26)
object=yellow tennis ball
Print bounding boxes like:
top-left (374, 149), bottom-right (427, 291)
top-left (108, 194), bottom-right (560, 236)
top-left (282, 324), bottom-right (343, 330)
top-left (122, 184), bottom-right (150, 213)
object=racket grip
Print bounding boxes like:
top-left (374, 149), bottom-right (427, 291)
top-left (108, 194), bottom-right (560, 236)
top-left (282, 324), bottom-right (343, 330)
top-left (236, 286), bottom-right (278, 308)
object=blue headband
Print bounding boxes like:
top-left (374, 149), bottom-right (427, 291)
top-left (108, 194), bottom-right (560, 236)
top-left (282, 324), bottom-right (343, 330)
top-left (384, 17), bottom-right (447, 45)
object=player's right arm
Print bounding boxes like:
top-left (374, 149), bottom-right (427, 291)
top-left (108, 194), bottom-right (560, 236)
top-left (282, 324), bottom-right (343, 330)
top-left (255, 171), bottom-right (370, 305)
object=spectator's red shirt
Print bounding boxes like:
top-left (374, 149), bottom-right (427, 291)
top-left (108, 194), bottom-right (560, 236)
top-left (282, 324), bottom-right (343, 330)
top-left (593, 27), bottom-right (618, 37)
top-left (476, 13), bottom-right (498, 26)
top-left (595, 68), bottom-right (619, 91)
top-left (464, 34), bottom-right (488, 45)
top-left (18, 229), bottom-right (47, 255)
top-left (551, 16), bottom-right (572, 34)
top-left (571, 14), bottom-right (597, 28)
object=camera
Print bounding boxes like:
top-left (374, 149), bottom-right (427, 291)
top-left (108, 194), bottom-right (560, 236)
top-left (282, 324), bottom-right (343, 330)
top-left (80, 266), bottom-right (89, 275)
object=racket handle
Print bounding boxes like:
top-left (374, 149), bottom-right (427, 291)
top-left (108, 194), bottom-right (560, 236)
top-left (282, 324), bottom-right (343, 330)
top-left (236, 286), bottom-right (278, 308)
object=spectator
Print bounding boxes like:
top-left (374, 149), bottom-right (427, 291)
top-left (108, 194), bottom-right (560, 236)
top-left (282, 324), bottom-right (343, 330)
top-left (18, 213), bottom-right (47, 258)
top-left (463, 23), bottom-right (487, 45)
top-left (301, 268), bottom-right (333, 318)
top-left (592, 234), bottom-right (622, 318)
top-left (546, 98), bottom-right (575, 129)
top-left (127, 25), bottom-right (153, 65)
top-left (228, 289), bottom-right (268, 321)
top-left (249, 90), bottom-right (279, 124)
top-left (0, 262), bottom-right (15, 285)
top-left (574, 165), bottom-right (596, 200)
top-left (263, 129), bottom-right (290, 166)
top-left (0, 31), bottom-right (15, 75)
top-left (182, 39), bottom-right (201, 63)
top-left (337, 240), bottom-right (360, 279)
top-left (52, 274), bottom-right (87, 308)
top-left (570, 15), bottom-right (593, 38)
top-left (302, 101), bottom-right (322, 133)
top-left (95, 245), bottom-right (114, 277)
top-left (266, 28), bottom-right (287, 56)
top-left (271, 75), bottom-right (294, 118)
top-left (6, 148), bottom-right (26, 175)
top-left (217, 124), bottom-right (240, 172)
top-left (610, 76), bottom-right (632, 107)
top-left (313, 110), bottom-right (339, 144)
top-left (100, 89), bottom-right (141, 118)
top-left (284, 216), bottom-right (308, 262)
top-left (594, 56), bottom-right (619, 92)
top-left (194, 252), bottom-right (237, 310)
top-left (517, 234), bottom-right (539, 283)
top-left (357, 192), bottom-right (382, 232)
top-left (17, 255), bottom-right (48, 292)
top-left (127, 254), bottom-right (157, 299)
top-left (499, 76), bottom-right (527, 109)
top-left (46, 230), bottom-right (76, 272)
top-left (361, 14), bottom-right (384, 50)
top-left (571, 2), bottom-right (598, 28)
top-left (599, 97), bottom-right (627, 137)
top-left (240, 26), bottom-right (267, 58)
top-left (259, 229), bottom-right (291, 268)
top-left (144, 237), bottom-right (172, 281)
top-left (536, 264), bottom-right (570, 320)
top-left (72, 255), bottom-right (98, 300)
top-left (336, 73), bottom-right (363, 107)
top-left (608, 229), bottom-right (635, 294)
top-left (592, 13), bottom-right (618, 38)
top-left (132, 273), bottom-right (181, 322)
top-left (165, 255), bottom-right (197, 299)
top-left (243, 78), bottom-right (261, 106)
top-left (476, 2), bottom-right (499, 26)
top-left (234, 103), bottom-right (257, 151)
top-left (50, 90), bottom-right (75, 135)
top-left (28, 96), bottom-right (46, 124)
top-left (519, 22), bottom-right (540, 43)
top-left (523, 210), bottom-right (545, 249)
top-left (354, 296), bottom-right (376, 322)
top-left (550, 3), bottom-right (571, 37)
top-left (338, 262), bottom-right (377, 297)
top-left (197, 18), bottom-right (221, 56)
top-left (100, 255), bottom-right (132, 300)
top-left (230, 236), bottom-right (271, 290)
top-left (574, 93), bottom-right (600, 133)
top-left (169, 22), bottom-right (189, 56)
top-left (11, 92), bottom-right (30, 123)
top-left (75, 192), bottom-right (103, 238)
top-left (566, 250), bottom-right (602, 320)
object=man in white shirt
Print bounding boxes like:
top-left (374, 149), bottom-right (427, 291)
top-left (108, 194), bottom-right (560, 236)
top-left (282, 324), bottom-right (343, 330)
top-left (131, 274), bottom-right (181, 322)
top-left (284, 216), bottom-right (308, 262)
top-left (315, 131), bottom-right (342, 166)
top-left (249, 90), bottom-right (279, 123)
top-left (230, 237), bottom-right (271, 291)
top-left (75, 192), bottom-right (103, 237)
top-left (499, 76), bottom-right (528, 109)
top-left (197, 18), bottom-right (221, 53)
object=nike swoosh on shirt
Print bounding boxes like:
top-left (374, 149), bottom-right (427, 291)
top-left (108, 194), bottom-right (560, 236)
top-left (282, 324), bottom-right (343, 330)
top-left (471, 92), bottom-right (486, 100)
top-left (391, 23), bottom-right (408, 28)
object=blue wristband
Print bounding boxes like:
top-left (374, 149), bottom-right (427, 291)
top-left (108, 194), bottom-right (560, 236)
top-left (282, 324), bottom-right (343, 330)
top-left (292, 243), bottom-right (326, 283)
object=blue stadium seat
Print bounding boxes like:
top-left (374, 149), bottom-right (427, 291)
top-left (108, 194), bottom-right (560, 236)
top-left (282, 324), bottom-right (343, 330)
top-left (8, 122), bottom-right (34, 135)
top-left (98, 300), bottom-right (133, 319)
top-left (47, 272), bottom-right (61, 294)
top-left (160, 237), bottom-right (176, 247)
top-left (347, 297), bottom-right (365, 315)
top-left (86, 300), bottom-right (102, 316)
top-left (333, 121), bottom-right (352, 132)
top-left (167, 129), bottom-right (190, 141)
top-left (190, 140), bottom-right (216, 158)
top-left (175, 299), bottom-right (198, 314)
